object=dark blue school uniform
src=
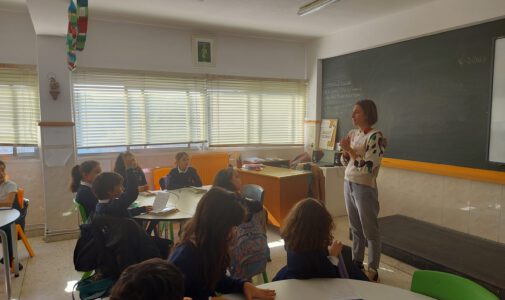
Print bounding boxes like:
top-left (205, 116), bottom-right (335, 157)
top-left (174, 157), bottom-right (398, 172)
top-left (95, 168), bottom-right (147, 218)
top-left (162, 167), bottom-right (202, 190)
top-left (75, 182), bottom-right (97, 218)
top-left (170, 241), bottom-right (245, 300)
top-left (273, 245), bottom-right (368, 281)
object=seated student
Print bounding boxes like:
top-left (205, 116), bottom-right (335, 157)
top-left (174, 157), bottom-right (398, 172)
top-left (169, 187), bottom-right (276, 300)
top-left (70, 160), bottom-right (101, 218)
top-left (91, 170), bottom-right (171, 264)
top-left (213, 167), bottom-right (268, 280)
top-left (110, 258), bottom-right (189, 300)
top-left (0, 160), bottom-right (23, 270)
top-left (114, 151), bottom-right (149, 192)
top-left (161, 152), bottom-right (202, 190)
top-left (273, 198), bottom-right (368, 281)
top-left (93, 170), bottom-right (151, 218)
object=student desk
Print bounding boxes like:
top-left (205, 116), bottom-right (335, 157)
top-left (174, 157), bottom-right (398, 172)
top-left (225, 278), bottom-right (435, 300)
top-left (134, 187), bottom-right (208, 222)
top-left (0, 209), bottom-right (20, 299)
top-left (238, 166), bottom-right (310, 227)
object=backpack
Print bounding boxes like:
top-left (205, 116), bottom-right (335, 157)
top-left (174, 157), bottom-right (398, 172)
top-left (74, 214), bottom-right (163, 277)
top-left (73, 220), bottom-right (106, 272)
top-left (72, 274), bottom-right (116, 300)
top-left (229, 212), bottom-right (269, 279)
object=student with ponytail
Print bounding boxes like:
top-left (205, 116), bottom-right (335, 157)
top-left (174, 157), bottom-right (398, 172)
top-left (70, 160), bottom-right (101, 218)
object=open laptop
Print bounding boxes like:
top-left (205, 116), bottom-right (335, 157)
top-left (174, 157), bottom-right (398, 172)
top-left (315, 150), bottom-right (338, 167)
top-left (150, 191), bottom-right (177, 214)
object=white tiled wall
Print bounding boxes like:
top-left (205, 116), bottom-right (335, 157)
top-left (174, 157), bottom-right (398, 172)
top-left (378, 167), bottom-right (505, 244)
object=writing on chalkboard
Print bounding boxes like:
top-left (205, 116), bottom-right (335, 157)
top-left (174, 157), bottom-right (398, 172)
top-left (323, 86), bottom-right (363, 99)
top-left (322, 18), bottom-right (505, 171)
top-left (458, 55), bottom-right (488, 66)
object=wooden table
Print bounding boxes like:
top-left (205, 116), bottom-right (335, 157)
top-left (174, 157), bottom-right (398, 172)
top-left (134, 187), bottom-right (208, 222)
top-left (238, 166), bottom-right (310, 227)
top-left (0, 209), bottom-right (20, 299)
top-left (225, 278), bottom-right (435, 300)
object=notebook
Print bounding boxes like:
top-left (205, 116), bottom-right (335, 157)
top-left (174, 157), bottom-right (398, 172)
top-left (149, 191), bottom-right (178, 214)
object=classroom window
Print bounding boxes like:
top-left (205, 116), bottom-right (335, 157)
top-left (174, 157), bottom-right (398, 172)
top-left (0, 65), bottom-right (41, 156)
top-left (208, 77), bottom-right (306, 146)
top-left (72, 69), bottom-right (306, 153)
top-left (72, 69), bottom-right (208, 151)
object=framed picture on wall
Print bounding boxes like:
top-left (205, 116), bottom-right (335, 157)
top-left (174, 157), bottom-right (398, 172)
top-left (192, 36), bottom-right (215, 67)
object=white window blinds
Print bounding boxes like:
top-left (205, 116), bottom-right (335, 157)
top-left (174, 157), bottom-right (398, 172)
top-left (0, 66), bottom-right (40, 146)
top-left (72, 69), bottom-right (306, 149)
top-left (72, 69), bottom-right (207, 148)
top-left (208, 77), bottom-right (306, 146)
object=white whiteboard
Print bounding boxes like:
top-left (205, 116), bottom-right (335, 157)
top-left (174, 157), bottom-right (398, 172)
top-left (489, 37), bottom-right (505, 164)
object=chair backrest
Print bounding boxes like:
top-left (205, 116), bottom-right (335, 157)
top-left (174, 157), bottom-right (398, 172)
top-left (17, 188), bottom-right (24, 209)
top-left (190, 152), bottom-right (229, 185)
top-left (411, 270), bottom-right (498, 300)
top-left (152, 167), bottom-right (171, 190)
top-left (74, 198), bottom-right (88, 224)
top-left (241, 184), bottom-right (264, 205)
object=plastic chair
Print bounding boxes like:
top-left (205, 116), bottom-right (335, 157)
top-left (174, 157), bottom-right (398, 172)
top-left (411, 270), bottom-right (498, 300)
top-left (242, 184), bottom-right (265, 205)
top-left (73, 199), bottom-right (93, 279)
top-left (240, 184), bottom-right (269, 283)
top-left (152, 167), bottom-right (171, 190)
top-left (14, 188), bottom-right (35, 258)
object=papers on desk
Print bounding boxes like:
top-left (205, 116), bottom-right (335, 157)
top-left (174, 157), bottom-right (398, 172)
top-left (148, 191), bottom-right (178, 215)
top-left (149, 205), bottom-right (178, 215)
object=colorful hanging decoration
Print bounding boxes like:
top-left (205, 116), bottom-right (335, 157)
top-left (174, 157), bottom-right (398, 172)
top-left (67, 0), bottom-right (88, 71)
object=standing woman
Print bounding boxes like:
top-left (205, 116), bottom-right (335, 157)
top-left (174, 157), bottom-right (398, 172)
top-left (339, 99), bottom-right (386, 282)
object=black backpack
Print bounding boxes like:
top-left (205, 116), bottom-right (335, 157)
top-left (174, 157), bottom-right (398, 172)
top-left (73, 219), bottom-right (107, 272)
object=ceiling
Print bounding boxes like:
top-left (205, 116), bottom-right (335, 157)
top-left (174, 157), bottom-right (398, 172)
top-left (1, 0), bottom-right (437, 40)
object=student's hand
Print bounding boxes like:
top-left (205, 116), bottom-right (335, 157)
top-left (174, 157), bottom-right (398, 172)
top-left (339, 136), bottom-right (351, 152)
top-left (144, 205), bottom-right (153, 212)
top-left (328, 240), bottom-right (343, 257)
top-left (243, 282), bottom-right (276, 300)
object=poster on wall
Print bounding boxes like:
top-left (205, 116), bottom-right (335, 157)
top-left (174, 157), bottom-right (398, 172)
top-left (319, 119), bottom-right (338, 150)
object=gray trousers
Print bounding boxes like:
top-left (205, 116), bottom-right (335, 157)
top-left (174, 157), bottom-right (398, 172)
top-left (344, 180), bottom-right (381, 270)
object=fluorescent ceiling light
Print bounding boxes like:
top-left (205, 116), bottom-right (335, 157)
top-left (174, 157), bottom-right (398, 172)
top-left (298, 0), bottom-right (339, 16)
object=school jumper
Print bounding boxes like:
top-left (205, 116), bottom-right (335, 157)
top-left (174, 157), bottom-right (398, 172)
top-left (75, 181), bottom-right (97, 218)
top-left (163, 167), bottom-right (202, 190)
top-left (95, 168), bottom-right (147, 218)
top-left (170, 241), bottom-right (245, 300)
top-left (273, 245), bottom-right (367, 281)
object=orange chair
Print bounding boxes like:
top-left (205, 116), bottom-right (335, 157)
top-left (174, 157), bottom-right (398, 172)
top-left (152, 167), bottom-right (171, 190)
top-left (190, 152), bottom-right (230, 185)
top-left (15, 188), bottom-right (35, 258)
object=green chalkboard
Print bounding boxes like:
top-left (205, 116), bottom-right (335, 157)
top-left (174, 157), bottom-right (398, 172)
top-left (322, 18), bottom-right (505, 171)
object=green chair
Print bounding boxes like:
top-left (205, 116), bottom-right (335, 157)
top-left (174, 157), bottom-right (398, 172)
top-left (73, 199), bottom-right (93, 280)
top-left (411, 270), bottom-right (498, 300)
top-left (74, 199), bottom-right (88, 224)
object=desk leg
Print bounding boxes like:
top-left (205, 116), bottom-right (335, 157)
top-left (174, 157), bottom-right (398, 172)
top-left (11, 223), bottom-right (18, 276)
top-left (0, 229), bottom-right (12, 299)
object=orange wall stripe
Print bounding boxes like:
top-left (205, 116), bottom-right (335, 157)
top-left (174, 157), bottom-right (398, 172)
top-left (304, 120), bottom-right (322, 124)
top-left (382, 158), bottom-right (505, 185)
